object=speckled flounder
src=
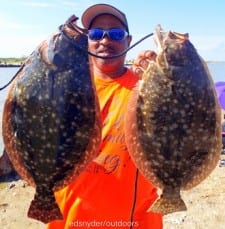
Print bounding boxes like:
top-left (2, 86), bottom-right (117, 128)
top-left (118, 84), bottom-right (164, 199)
top-left (2, 16), bottom-right (101, 223)
top-left (125, 25), bottom-right (222, 215)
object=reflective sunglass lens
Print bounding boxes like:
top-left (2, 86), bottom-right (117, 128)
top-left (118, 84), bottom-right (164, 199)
top-left (88, 29), bottom-right (128, 41)
top-left (109, 29), bottom-right (126, 41)
top-left (88, 29), bottom-right (104, 41)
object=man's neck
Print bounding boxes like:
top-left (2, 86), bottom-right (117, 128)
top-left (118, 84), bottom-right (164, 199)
top-left (93, 66), bottom-right (127, 80)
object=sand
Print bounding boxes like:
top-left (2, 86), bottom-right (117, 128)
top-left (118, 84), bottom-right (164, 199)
top-left (0, 155), bottom-right (225, 229)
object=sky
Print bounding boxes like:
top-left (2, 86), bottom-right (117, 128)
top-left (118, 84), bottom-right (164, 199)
top-left (0, 0), bottom-right (225, 62)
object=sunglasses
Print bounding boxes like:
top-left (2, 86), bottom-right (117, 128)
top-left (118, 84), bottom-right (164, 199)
top-left (88, 28), bottom-right (129, 41)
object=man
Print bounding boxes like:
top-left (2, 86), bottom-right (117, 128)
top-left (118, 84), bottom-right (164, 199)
top-left (47, 4), bottom-right (163, 229)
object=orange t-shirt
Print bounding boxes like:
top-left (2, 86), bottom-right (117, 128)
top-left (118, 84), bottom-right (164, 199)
top-left (47, 68), bottom-right (163, 229)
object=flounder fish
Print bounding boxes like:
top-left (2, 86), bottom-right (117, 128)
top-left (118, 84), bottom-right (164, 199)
top-left (125, 25), bottom-right (222, 215)
top-left (2, 15), bottom-right (101, 223)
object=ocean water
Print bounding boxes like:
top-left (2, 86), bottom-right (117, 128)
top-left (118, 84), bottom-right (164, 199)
top-left (0, 63), bottom-right (224, 156)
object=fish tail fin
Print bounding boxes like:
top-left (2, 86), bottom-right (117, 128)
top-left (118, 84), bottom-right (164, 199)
top-left (148, 195), bottom-right (187, 215)
top-left (28, 190), bottom-right (63, 224)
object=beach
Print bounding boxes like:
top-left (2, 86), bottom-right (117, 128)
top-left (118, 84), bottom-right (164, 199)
top-left (0, 156), bottom-right (225, 229)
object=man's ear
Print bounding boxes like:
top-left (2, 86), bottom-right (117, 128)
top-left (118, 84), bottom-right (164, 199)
top-left (127, 35), bottom-right (132, 46)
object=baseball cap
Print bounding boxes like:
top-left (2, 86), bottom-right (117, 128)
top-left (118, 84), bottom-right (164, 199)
top-left (81, 4), bottom-right (129, 33)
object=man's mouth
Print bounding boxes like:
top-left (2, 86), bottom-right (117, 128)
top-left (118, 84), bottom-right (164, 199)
top-left (97, 47), bottom-right (117, 57)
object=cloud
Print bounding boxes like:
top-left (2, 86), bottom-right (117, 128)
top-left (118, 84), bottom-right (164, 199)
top-left (61, 1), bottom-right (80, 8)
top-left (0, 21), bottom-right (23, 30)
top-left (0, 14), bottom-right (35, 31)
top-left (0, 35), bottom-right (46, 57)
top-left (19, 0), bottom-right (93, 10)
top-left (191, 35), bottom-right (225, 51)
top-left (20, 1), bottom-right (55, 8)
top-left (191, 35), bottom-right (225, 61)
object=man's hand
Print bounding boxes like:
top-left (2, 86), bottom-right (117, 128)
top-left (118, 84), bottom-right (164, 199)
top-left (132, 50), bottom-right (157, 78)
